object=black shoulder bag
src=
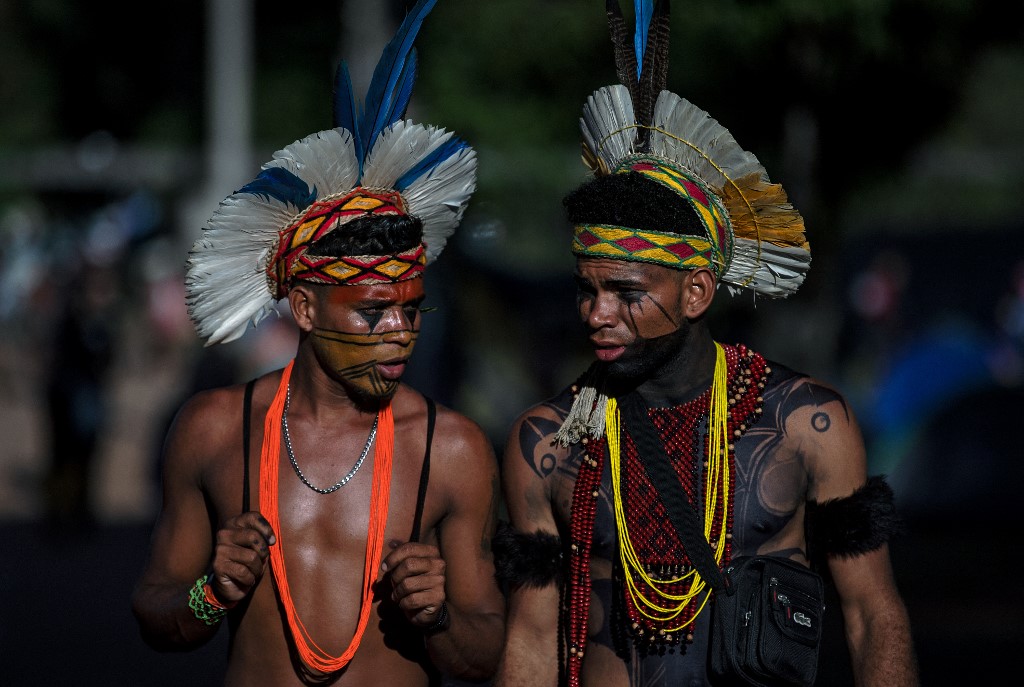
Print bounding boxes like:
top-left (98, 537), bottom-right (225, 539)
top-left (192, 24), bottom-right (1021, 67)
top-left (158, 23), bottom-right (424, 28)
top-left (620, 393), bottom-right (825, 687)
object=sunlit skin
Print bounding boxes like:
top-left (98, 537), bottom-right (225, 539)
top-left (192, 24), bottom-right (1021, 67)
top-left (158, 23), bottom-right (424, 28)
top-left (131, 272), bottom-right (506, 686)
top-left (308, 279), bottom-right (424, 401)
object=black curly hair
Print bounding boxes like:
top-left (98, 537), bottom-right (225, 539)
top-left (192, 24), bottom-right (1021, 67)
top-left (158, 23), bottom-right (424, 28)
top-left (307, 213), bottom-right (423, 257)
top-left (562, 171), bottom-right (706, 238)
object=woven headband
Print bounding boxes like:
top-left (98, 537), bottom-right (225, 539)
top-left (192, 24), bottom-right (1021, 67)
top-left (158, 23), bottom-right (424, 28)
top-left (268, 188), bottom-right (425, 298)
top-left (572, 156), bottom-right (732, 275)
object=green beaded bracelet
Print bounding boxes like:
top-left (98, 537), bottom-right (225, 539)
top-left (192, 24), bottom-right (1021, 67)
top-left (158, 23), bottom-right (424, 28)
top-left (188, 574), bottom-right (227, 625)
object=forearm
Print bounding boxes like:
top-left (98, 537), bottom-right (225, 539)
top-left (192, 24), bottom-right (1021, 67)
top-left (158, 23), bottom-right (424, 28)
top-left (492, 584), bottom-right (560, 687)
top-left (424, 604), bottom-right (505, 680)
top-left (493, 632), bottom-right (559, 687)
top-left (846, 603), bottom-right (919, 687)
top-left (131, 580), bottom-right (224, 650)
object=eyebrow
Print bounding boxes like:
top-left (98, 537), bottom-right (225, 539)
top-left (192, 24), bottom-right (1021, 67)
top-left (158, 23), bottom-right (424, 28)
top-left (358, 294), bottom-right (426, 308)
top-left (574, 272), bottom-right (647, 290)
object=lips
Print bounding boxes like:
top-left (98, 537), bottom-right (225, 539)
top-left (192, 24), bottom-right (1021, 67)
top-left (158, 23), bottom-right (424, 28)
top-left (377, 359), bottom-right (408, 380)
top-left (591, 339), bottom-right (627, 362)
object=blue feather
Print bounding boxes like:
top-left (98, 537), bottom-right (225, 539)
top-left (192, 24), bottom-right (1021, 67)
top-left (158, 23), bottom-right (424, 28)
top-left (358, 0), bottom-right (438, 162)
top-left (332, 61), bottom-right (362, 162)
top-left (389, 48), bottom-right (418, 126)
top-left (238, 167), bottom-right (318, 210)
top-left (394, 137), bottom-right (468, 190)
top-left (633, 0), bottom-right (654, 79)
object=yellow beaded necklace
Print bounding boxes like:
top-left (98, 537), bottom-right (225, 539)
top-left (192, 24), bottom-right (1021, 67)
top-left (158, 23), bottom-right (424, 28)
top-left (606, 342), bottom-right (731, 631)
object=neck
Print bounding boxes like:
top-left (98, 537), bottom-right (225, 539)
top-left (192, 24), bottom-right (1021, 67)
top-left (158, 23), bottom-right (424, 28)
top-left (634, 327), bottom-right (717, 407)
top-left (287, 350), bottom-right (383, 420)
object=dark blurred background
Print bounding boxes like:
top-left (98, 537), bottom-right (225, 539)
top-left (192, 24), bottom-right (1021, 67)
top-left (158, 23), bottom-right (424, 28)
top-left (1, 0), bottom-right (1021, 684)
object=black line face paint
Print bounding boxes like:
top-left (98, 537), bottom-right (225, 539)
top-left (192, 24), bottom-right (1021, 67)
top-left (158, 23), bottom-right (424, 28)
top-left (312, 327), bottom-right (418, 399)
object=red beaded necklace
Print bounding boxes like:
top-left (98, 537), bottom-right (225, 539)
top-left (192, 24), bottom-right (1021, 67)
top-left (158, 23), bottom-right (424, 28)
top-left (564, 343), bottom-right (768, 685)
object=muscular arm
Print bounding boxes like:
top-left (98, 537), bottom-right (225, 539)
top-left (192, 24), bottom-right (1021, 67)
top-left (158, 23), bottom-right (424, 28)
top-left (388, 407), bottom-right (506, 680)
top-left (131, 387), bottom-right (274, 650)
top-left (493, 402), bottom-right (567, 687)
top-left (783, 377), bottom-right (919, 686)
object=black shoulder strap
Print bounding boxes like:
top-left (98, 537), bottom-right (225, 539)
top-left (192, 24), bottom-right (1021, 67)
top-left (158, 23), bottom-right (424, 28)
top-left (409, 397), bottom-right (436, 543)
top-left (242, 379), bottom-right (255, 514)
top-left (619, 391), bottom-right (726, 591)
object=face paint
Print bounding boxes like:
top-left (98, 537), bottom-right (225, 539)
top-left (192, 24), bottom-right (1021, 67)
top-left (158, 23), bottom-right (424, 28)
top-left (311, 326), bottom-right (418, 400)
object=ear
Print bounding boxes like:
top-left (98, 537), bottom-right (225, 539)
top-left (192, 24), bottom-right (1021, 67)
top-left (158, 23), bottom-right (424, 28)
top-left (683, 268), bottom-right (717, 319)
top-left (288, 284), bottom-right (317, 333)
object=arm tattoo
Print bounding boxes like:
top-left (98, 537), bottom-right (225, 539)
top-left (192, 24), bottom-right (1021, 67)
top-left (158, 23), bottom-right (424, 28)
top-left (776, 377), bottom-right (850, 434)
top-left (518, 415), bottom-right (562, 479)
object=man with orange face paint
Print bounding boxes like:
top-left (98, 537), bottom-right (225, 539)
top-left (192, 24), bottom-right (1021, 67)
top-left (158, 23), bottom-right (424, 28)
top-left (131, 2), bottom-right (504, 685)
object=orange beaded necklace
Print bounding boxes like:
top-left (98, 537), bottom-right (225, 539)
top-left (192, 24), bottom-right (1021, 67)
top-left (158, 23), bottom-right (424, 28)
top-left (259, 359), bottom-right (394, 674)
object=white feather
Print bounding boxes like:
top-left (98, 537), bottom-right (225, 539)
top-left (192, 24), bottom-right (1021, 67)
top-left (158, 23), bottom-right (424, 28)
top-left (581, 85), bottom-right (637, 171)
top-left (363, 120), bottom-right (476, 263)
top-left (186, 129), bottom-right (358, 345)
top-left (650, 91), bottom-right (764, 190)
top-left (263, 128), bottom-right (359, 199)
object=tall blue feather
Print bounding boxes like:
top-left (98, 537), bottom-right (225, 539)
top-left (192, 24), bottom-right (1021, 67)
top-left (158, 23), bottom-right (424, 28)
top-left (358, 0), bottom-right (439, 168)
top-left (394, 137), bottom-right (468, 191)
top-left (332, 61), bottom-right (363, 163)
top-left (633, 0), bottom-right (654, 79)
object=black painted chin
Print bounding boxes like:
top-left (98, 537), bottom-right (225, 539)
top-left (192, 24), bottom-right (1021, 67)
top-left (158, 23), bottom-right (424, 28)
top-left (342, 375), bottom-right (400, 409)
top-left (606, 325), bottom-right (690, 388)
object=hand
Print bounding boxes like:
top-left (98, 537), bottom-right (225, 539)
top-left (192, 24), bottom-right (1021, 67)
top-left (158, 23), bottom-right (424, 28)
top-left (381, 540), bottom-right (448, 630)
top-left (209, 511), bottom-right (276, 608)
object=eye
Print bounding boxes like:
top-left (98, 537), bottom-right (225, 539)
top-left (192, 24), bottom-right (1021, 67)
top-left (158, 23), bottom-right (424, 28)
top-left (574, 277), bottom-right (596, 297)
top-left (618, 289), bottom-right (645, 304)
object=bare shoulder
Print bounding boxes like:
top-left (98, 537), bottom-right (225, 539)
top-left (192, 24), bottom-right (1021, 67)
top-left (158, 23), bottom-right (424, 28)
top-left (162, 372), bottom-right (277, 474)
top-left (503, 386), bottom-right (576, 481)
top-left (429, 398), bottom-right (496, 465)
top-left (163, 385), bottom-right (242, 464)
top-left (762, 361), bottom-right (867, 500)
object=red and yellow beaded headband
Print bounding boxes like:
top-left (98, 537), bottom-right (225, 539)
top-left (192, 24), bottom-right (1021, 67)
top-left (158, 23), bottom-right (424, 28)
top-left (571, 156), bottom-right (733, 276)
top-left (267, 188), bottom-right (426, 299)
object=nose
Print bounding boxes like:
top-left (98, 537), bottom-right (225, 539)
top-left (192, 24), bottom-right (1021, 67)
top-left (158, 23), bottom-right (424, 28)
top-left (374, 307), bottom-right (417, 346)
top-left (374, 306), bottom-right (417, 332)
top-left (382, 328), bottom-right (414, 346)
top-left (583, 292), bottom-right (618, 329)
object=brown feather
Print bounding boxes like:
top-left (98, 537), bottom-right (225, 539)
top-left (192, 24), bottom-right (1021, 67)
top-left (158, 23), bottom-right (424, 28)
top-left (722, 174), bottom-right (809, 249)
top-left (635, 0), bottom-right (671, 149)
top-left (606, 0), bottom-right (638, 100)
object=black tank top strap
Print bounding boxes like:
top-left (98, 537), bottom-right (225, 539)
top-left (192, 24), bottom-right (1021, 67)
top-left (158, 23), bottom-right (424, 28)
top-left (410, 396), bottom-right (436, 543)
top-left (242, 379), bottom-right (255, 514)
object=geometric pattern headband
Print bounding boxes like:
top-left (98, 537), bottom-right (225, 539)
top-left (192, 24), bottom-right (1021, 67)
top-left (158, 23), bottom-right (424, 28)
top-left (267, 188), bottom-right (425, 298)
top-left (571, 155), bottom-right (733, 276)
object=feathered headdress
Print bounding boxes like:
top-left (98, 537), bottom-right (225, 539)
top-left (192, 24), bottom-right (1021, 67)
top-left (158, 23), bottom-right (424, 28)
top-left (186, 0), bottom-right (476, 346)
top-left (575, 0), bottom-right (810, 297)
top-left (555, 0), bottom-right (811, 447)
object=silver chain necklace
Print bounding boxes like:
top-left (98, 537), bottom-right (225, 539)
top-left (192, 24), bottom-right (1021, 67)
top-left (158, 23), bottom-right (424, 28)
top-left (281, 385), bottom-right (378, 495)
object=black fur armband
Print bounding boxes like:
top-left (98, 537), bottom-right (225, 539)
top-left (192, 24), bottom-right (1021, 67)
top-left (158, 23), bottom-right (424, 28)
top-left (493, 521), bottom-right (564, 589)
top-left (805, 475), bottom-right (906, 559)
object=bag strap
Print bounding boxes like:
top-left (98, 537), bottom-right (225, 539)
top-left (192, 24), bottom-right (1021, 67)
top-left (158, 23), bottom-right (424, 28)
top-left (242, 378), bottom-right (256, 513)
top-left (619, 391), bottom-right (727, 592)
top-left (409, 396), bottom-right (436, 543)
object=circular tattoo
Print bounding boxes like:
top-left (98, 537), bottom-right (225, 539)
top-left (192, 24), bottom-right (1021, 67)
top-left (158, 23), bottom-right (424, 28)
top-left (811, 411), bottom-right (830, 433)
